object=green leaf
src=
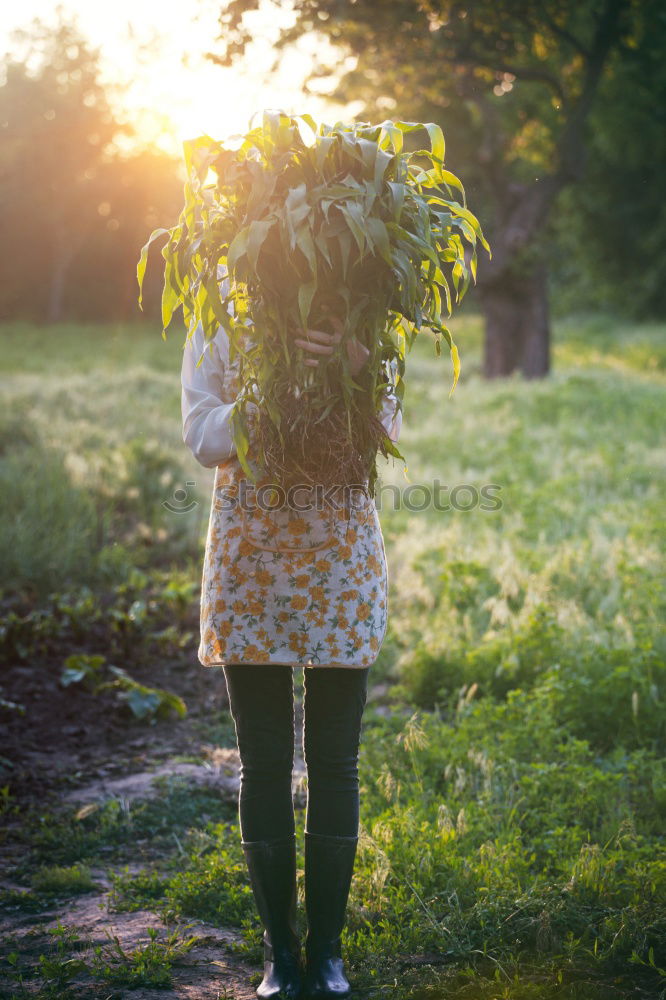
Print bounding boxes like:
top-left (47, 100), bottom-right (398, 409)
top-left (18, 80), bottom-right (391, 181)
top-left (227, 225), bottom-right (250, 272)
top-left (378, 120), bottom-right (404, 155)
top-left (161, 269), bottom-right (179, 334)
top-left (439, 169), bottom-right (466, 201)
top-left (124, 686), bottom-right (161, 720)
top-left (248, 218), bottom-right (275, 273)
top-left (424, 122), bottom-right (445, 167)
top-left (439, 326), bottom-right (461, 396)
top-left (365, 217), bottom-right (392, 266)
top-left (337, 230), bottom-right (353, 281)
top-left (284, 183), bottom-right (309, 241)
top-left (137, 228), bottom-right (170, 310)
top-left (295, 225), bottom-right (317, 276)
top-left (374, 147), bottom-right (394, 190)
top-left (340, 201), bottom-right (367, 256)
top-left (387, 181), bottom-right (405, 222)
top-left (382, 436), bottom-right (405, 460)
top-left (298, 279), bottom-right (317, 327)
top-left (230, 404), bottom-right (255, 480)
top-left (314, 230), bottom-right (333, 268)
top-left (202, 271), bottom-right (233, 329)
top-left (295, 113), bottom-right (317, 146)
top-left (357, 137), bottom-right (380, 178)
top-left (449, 340), bottom-right (461, 395)
top-left (315, 134), bottom-right (337, 173)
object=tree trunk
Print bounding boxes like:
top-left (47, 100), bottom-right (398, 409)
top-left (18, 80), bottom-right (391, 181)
top-left (478, 264), bottom-right (550, 378)
top-left (47, 224), bottom-right (81, 324)
top-left (47, 260), bottom-right (66, 323)
top-left (47, 246), bottom-right (71, 323)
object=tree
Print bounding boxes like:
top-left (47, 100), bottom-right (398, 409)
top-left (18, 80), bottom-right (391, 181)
top-left (61, 148), bottom-right (185, 322)
top-left (208, 0), bottom-right (637, 377)
top-left (0, 11), bottom-right (130, 321)
top-left (0, 10), bottom-right (184, 324)
top-left (551, 1), bottom-right (666, 319)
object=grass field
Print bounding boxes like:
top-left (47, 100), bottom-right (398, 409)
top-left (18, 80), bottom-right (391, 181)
top-left (0, 311), bottom-right (664, 998)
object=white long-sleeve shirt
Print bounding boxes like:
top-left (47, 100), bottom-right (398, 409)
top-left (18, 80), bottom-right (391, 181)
top-left (181, 316), bottom-right (403, 469)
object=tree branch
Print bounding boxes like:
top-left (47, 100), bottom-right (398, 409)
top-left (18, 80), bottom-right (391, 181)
top-left (555, 0), bottom-right (629, 184)
top-left (478, 0), bottom-right (630, 286)
top-left (542, 12), bottom-right (591, 58)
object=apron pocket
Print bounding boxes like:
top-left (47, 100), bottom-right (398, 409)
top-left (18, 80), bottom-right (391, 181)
top-left (239, 485), bottom-right (338, 553)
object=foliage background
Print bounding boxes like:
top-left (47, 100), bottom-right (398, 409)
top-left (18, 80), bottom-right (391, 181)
top-left (1, 2), bottom-right (665, 327)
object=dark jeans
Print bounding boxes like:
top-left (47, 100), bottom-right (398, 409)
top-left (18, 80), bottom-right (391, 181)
top-left (222, 664), bottom-right (370, 842)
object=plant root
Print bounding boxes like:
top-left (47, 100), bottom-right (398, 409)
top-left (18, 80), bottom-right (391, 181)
top-left (252, 391), bottom-right (388, 496)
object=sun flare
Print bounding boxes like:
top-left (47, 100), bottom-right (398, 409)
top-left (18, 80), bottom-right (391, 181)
top-left (1, 0), bottom-right (359, 158)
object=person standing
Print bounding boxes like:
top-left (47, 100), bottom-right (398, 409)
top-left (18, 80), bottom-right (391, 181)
top-left (181, 283), bottom-right (402, 998)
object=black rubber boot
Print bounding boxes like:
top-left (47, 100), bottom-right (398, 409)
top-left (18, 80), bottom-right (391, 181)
top-left (241, 834), bottom-right (304, 999)
top-left (303, 831), bottom-right (358, 999)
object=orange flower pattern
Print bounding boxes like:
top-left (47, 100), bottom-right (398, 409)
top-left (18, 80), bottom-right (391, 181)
top-left (198, 376), bottom-right (394, 668)
top-left (193, 340), bottom-right (392, 670)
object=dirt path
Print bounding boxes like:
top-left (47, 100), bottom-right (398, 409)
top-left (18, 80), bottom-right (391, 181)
top-left (1, 878), bottom-right (260, 998)
top-left (0, 749), bottom-right (313, 998)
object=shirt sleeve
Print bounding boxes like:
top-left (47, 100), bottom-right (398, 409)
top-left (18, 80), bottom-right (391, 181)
top-left (180, 319), bottom-right (239, 468)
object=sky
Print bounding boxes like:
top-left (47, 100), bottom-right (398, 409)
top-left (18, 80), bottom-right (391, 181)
top-left (0, 0), bottom-right (362, 156)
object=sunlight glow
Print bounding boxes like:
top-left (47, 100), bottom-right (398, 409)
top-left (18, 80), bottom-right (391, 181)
top-left (1, 0), bottom-right (362, 157)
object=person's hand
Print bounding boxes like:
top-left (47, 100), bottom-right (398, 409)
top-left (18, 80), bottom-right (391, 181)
top-left (294, 316), bottom-right (370, 377)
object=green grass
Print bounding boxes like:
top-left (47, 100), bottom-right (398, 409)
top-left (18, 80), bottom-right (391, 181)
top-left (0, 319), bottom-right (185, 375)
top-left (375, 314), bottom-right (664, 695)
top-left (7, 779), bottom-right (237, 874)
top-left (29, 864), bottom-right (96, 896)
top-left (0, 319), bottom-right (206, 599)
top-left (1, 311), bottom-right (665, 998)
top-left (3, 919), bottom-right (201, 997)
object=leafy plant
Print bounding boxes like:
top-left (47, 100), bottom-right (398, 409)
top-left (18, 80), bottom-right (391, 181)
top-left (30, 863), bottom-right (97, 895)
top-left (103, 665), bottom-right (187, 721)
top-left (90, 925), bottom-right (199, 988)
top-left (59, 654), bottom-right (187, 722)
top-left (60, 653), bottom-right (106, 691)
top-left (36, 923), bottom-right (88, 998)
top-left (137, 111), bottom-right (489, 495)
